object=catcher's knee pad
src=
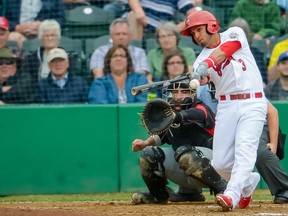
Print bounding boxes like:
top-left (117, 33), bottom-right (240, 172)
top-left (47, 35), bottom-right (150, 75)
top-left (139, 146), bottom-right (165, 175)
top-left (174, 145), bottom-right (208, 178)
top-left (174, 145), bottom-right (227, 195)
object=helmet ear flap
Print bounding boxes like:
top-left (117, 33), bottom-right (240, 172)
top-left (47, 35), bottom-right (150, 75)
top-left (207, 21), bottom-right (220, 34)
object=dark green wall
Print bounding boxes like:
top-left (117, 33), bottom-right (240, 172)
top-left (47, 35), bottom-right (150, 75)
top-left (0, 102), bottom-right (287, 195)
top-left (0, 105), bottom-right (119, 195)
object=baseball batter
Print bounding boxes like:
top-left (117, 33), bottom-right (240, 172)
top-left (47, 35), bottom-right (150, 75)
top-left (181, 11), bottom-right (267, 211)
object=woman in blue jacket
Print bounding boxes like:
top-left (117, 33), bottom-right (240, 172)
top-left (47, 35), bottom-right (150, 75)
top-left (88, 44), bottom-right (148, 104)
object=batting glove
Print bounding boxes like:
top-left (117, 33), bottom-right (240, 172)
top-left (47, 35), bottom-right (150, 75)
top-left (195, 62), bottom-right (209, 78)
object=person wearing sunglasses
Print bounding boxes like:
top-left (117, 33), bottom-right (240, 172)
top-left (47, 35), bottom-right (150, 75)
top-left (0, 47), bottom-right (34, 104)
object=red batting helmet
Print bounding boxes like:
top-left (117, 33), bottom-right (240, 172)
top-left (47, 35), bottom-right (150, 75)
top-left (181, 11), bottom-right (220, 36)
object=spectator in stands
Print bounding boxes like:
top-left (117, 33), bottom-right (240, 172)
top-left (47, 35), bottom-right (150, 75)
top-left (148, 22), bottom-right (195, 82)
top-left (89, 18), bottom-right (150, 81)
top-left (36, 48), bottom-right (88, 104)
top-left (229, 0), bottom-right (282, 40)
top-left (4, 0), bottom-right (65, 48)
top-left (23, 20), bottom-right (62, 84)
top-left (23, 19), bottom-right (79, 86)
top-left (151, 51), bottom-right (188, 98)
top-left (126, 0), bottom-right (198, 40)
top-left (88, 44), bottom-right (147, 104)
top-left (229, 18), bottom-right (268, 84)
top-left (265, 51), bottom-right (288, 100)
top-left (0, 47), bottom-right (34, 104)
top-left (267, 39), bottom-right (288, 82)
top-left (162, 51), bottom-right (188, 81)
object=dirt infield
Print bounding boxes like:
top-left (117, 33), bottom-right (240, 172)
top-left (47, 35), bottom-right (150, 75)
top-left (0, 200), bottom-right (288, 216)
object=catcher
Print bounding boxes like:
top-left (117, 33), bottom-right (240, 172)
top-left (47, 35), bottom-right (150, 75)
top-left (131, 77), bottom-right (227, 204)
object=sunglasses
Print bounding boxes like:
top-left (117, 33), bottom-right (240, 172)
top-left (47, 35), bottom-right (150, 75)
top-left (0, 59), bottom-right (16, 66)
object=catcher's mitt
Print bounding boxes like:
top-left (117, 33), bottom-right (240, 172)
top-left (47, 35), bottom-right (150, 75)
top-left (141, 98), bottom-right (175, 135)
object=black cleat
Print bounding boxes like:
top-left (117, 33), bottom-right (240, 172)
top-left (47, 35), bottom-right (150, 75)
top-left (169, 192), bottom-right (205, 202)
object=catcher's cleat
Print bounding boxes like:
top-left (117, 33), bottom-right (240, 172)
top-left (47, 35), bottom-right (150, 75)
top-left (169, 192), bottom-right (205, 202)
top-left (216, 194), bottom-right (233, 211)
top-left (131, 192), bottom-right (168, 204)
top-left (238, 194), bottom-right (252, 209)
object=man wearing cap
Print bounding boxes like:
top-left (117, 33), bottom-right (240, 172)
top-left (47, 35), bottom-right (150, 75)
top-left (36, 48), bottom-right (88, 104)
top-left (265, 51), bottom-right (288, 100)
top-left (0, 47), bottom-right (34, 104)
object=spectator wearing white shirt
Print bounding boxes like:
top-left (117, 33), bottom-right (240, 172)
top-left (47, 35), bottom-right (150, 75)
top-left (89, 18), bottom-right (151, 82)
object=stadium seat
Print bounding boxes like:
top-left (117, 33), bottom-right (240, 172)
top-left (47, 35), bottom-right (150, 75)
top-left (63, 5), bottom-right (115, 39)
top-left (251, 39), bottom-right (267, 56)
top-left (251, 39), bottom-right (268, 68)
top-left (145, 38), bottom-right (158, 54)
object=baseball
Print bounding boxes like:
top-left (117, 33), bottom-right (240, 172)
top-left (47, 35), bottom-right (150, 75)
top-left (189, 79), bottom-right (200, 89)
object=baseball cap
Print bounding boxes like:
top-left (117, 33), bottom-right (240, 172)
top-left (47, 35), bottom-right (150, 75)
top-left (0, 17), bottom-right (9, 31)
top-left (47, 48), bottom-right (68, 63)
top-left (0, 48), bottom-right (16, 58)
top-left (277, 51), bottom-right (288, 63)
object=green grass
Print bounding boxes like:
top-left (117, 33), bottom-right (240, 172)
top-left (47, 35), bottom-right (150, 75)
top-left (0, 190), bottom-right (273, 203)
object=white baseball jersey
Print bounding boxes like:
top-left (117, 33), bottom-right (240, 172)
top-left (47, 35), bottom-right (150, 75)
top-left (193, 27), bottom-right (264, 99)
top-left (193, 26), bottom-right (267, 207)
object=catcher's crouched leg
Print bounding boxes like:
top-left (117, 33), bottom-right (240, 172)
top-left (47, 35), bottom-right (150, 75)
top-left (174, 145), bottom-right (227, 195)
top-left (131, 146), bottom-right (170, 204)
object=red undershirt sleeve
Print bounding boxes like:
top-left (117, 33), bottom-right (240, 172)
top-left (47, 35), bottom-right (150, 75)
top-left (219, 41), bottom-right (242, 58)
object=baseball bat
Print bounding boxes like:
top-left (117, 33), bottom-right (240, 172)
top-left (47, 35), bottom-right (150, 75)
top-left (131, 73), bottom-right (191, 96)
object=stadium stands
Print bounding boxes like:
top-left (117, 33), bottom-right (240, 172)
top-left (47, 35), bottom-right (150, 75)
top-left (63, 5), bottom-right (115, 39)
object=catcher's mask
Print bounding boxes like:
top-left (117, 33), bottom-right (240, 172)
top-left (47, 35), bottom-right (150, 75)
top-left (163, 77), bottom-right (197, 111)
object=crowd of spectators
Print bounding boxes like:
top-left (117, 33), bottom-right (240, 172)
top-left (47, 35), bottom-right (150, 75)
top-left (0, 0), bottom-right (287, 105)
